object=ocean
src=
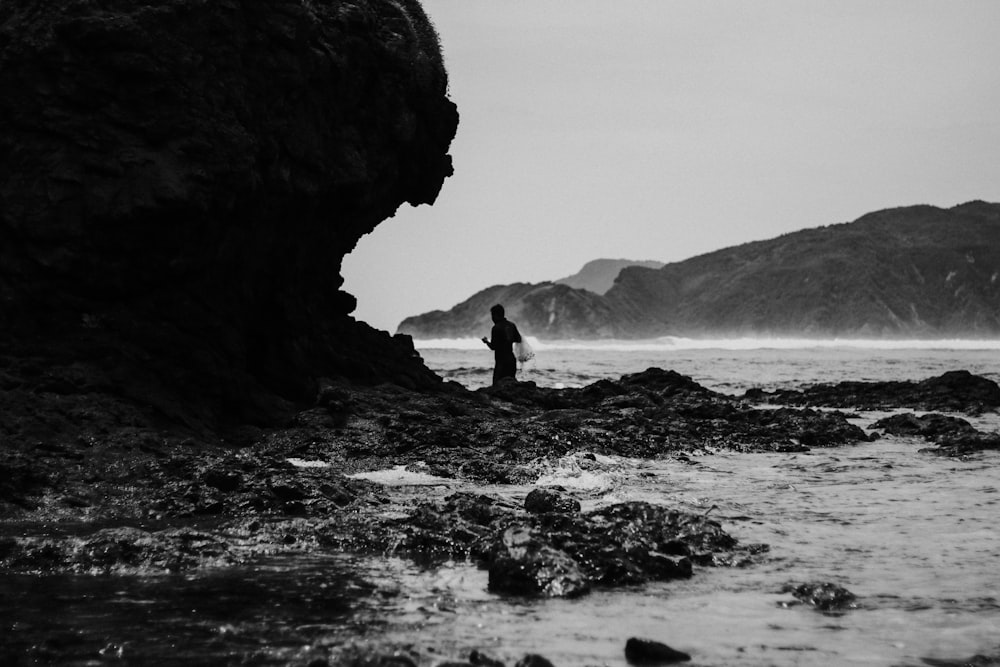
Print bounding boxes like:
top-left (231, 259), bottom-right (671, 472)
top-left (4, 339), bottom-right (999, 666)
top-left (396, 338), bottom-right (1000, 665)
top-left (415, 336), bottom-right (1000, 393)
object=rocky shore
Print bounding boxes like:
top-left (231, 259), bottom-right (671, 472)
top-left (3, 365), bottom-right (1000, 664)
top-left (3, 1), bottom-right (1000, 664)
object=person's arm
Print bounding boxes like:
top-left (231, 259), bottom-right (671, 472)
top-left (481, 335), bottom-right (494, 349)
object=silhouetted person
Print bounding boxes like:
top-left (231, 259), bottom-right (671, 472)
top-left (481, 304), bottom-right (521, 386)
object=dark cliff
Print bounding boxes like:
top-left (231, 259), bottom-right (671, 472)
top-left (0, 0), bottom-right (458, 433)
top-left (399, 202), bottom-right (1000, 339)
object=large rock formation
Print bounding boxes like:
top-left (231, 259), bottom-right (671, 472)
top-left (0, 0), bottom-right (458, 431)
top-left (400, 202), bottom-right (1000, 339)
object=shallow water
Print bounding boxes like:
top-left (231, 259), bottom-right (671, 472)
top-left (416, 338), bottom-right (1000, 393)
top-left (3, 345), bottom-right (1000, 665)
top-left (5, 430), bottom-right (998, 665)
top-left (349, 426), bottom-right (1000, 667)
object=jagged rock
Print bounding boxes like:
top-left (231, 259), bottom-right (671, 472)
top-left (468, 650), bottom-right (506, 667)
top-left (357, 493), bottom-right (754, 598)
top-left (872, 413), bottom-right (977, 438)
top-left (0, 0), bottom-right (458, 438)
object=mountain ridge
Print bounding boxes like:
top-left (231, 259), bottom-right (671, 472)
top-left (555, 258), bottom-right (665, 295)
top-left (398, 202), bottom-right (1000, 339)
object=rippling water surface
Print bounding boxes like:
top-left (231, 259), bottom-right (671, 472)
top-left (3, 342), bottom-right (999, 665)
top-left (416, 337), bottom-right (1000, 393)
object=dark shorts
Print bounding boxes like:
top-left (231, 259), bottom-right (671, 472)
top-left (493, 352), bottom-right (517, 385)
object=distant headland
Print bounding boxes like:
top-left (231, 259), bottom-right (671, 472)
top-left (397, 201), bottom-right (1000, 340)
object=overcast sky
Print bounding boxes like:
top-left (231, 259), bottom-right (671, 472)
top-left (342, 0), bottom-right (1000, 333)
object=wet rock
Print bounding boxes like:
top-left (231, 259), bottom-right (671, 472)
top-left (925, 431), bottom-right (1000, 457)
top-left (524, 487), bottom-right (581, 514)
top-left (469, 650), bottom-right (506, 667)
top-left (514, 656), bottom-right (556, 667)
top-left (873, 413), bottom-right (977, 438)
top-left (782, 581), bottom-right (857, 612)
top-left (746, 370), bottom-right (1000, 415)
top-left (488, 525), bottom-right (591, 598)
top-left (921, 652), bottom-right (1000, 666)
top-left (1, 526), bottom-right (238, 574)
top-left (624, 637), bottom-right (691, 664)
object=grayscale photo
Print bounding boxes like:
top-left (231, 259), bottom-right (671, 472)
top-left (2, 1), bottom-right (999, 665)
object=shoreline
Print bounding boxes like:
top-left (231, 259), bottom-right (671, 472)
top-left (2, 368), bottom-right (999, 665)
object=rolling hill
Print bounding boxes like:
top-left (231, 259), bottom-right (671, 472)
top-left (397, 202), bottom-right (1000, 339)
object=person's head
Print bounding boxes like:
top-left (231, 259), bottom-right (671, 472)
top-left (490, 304), bottom-right (505, 323)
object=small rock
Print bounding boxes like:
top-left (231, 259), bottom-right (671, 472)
top-left (514, 655), bottom-right (555, 667)
top-left (524, 487), bottom-right (580, 514)
top-left (624, 637), bottom-right (691, 664)
top-left (783, 581), bottom-right (857, 612)
top-left (469, 649), bottom-right (505, 667)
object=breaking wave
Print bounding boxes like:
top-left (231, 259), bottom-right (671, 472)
top-left (414, 336), bottom-right (1000, 352)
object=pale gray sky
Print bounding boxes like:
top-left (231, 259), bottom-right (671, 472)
top-left (342, 0), bottom-right (1000, 333)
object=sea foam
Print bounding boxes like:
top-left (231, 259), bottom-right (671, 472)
top-left (415, 336), bottom-right (1000, 352)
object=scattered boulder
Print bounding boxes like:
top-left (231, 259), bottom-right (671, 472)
top-left (1, 526), bottom-right (238, 574)
top-left (920, 651), bottom-right (1000, 666)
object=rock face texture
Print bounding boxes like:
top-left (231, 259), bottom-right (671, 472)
top-left (399, 202), bottom-right (1000, 339)
top-left (0, 0), bottom-right (458, 428)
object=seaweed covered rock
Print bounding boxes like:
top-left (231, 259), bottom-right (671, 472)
top-left (0, 0), bottom-right (458, 436)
